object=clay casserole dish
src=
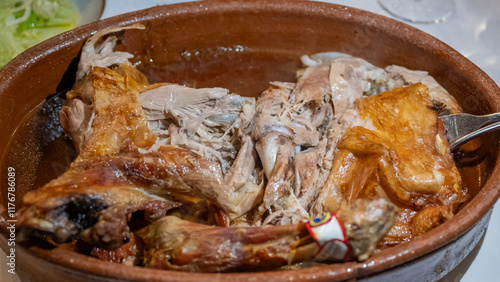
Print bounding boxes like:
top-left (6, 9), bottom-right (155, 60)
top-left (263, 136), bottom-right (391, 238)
top-left (1, 0), bottom-right (499, 281)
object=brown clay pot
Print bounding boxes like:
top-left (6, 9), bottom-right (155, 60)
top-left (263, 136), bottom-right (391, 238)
top-left (0, 1), bottom-right (499, 281)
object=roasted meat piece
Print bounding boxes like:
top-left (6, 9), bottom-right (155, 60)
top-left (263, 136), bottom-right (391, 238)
top-left (137, 198), bottom-right (397, 272)
top-left (312, 83), bottom-right (466, 244)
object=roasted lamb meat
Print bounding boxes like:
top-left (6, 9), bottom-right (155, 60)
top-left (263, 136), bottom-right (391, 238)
top-left (312, 83), bottom-right (466, 244)
top-left (17, 64), bottom-right (186, 248)
top-left (137, 198), bottom-right (397, 272)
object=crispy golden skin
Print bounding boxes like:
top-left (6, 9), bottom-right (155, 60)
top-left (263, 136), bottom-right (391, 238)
top-left (316, 83), bottom-right (466, 244)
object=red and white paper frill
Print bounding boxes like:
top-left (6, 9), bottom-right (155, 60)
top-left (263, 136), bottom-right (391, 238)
top-left (303, 213), bottom-right (350, 262)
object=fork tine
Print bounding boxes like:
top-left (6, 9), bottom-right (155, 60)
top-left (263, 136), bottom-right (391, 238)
top-left (439, 113), bottom-right (500, 151)
top-left (448, 121), bottom-right (500, 151)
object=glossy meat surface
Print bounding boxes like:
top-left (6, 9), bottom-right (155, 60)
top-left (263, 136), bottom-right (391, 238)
top-left (313, 83), bottom-right (466, 244)
top-left (137, 198), bottom-right (397, 272)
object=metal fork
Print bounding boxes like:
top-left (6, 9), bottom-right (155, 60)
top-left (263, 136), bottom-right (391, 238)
top-left (439, 113), bottom-right (500, 151)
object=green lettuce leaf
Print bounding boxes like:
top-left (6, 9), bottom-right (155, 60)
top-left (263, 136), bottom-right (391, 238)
top-left (0, 0), bottom-right (78, 68)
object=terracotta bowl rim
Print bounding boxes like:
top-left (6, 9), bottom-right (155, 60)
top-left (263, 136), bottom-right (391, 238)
top-left (1, 0), bottom-right (500, 280)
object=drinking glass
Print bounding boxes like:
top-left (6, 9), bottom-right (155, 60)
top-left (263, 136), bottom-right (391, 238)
top-left (378, 0), bottom-right (455, 23)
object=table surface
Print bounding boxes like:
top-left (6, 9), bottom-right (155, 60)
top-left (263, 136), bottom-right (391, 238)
top-left (2, 1), bottom-right (500, 281)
